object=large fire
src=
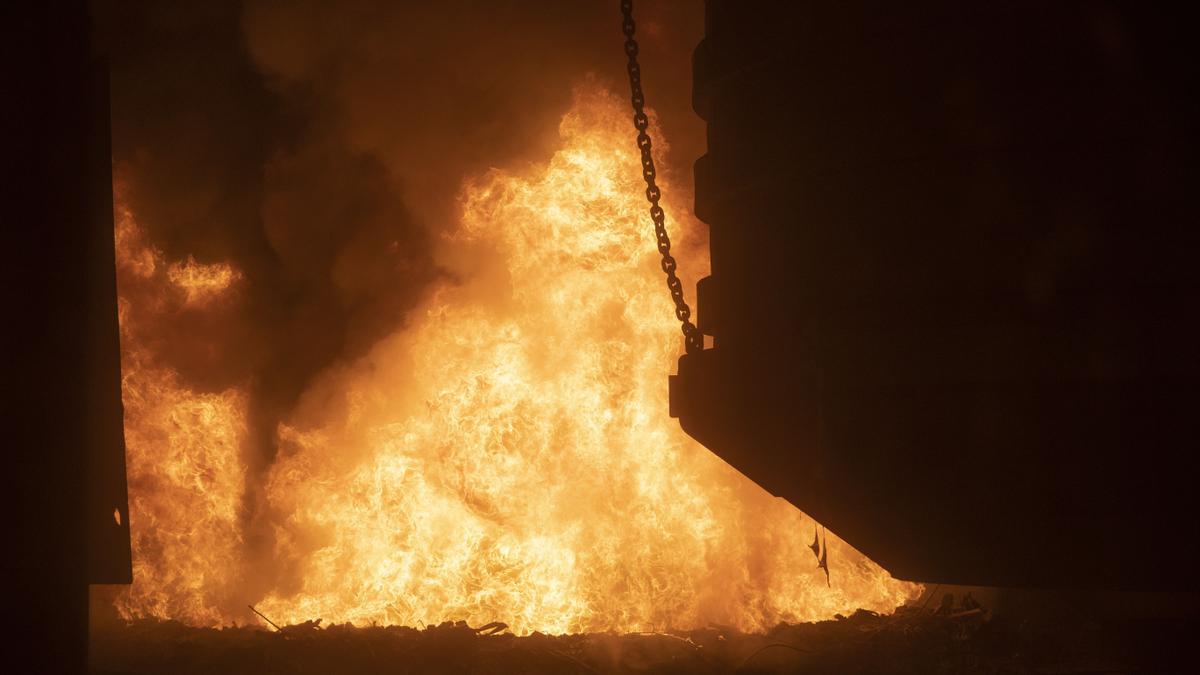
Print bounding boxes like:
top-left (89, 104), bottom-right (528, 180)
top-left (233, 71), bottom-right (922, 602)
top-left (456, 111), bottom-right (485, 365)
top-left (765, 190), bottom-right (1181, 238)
top-left (112, 84), bottom-right (921, 634)
top-left (113, 201), bottom-right (248, 624)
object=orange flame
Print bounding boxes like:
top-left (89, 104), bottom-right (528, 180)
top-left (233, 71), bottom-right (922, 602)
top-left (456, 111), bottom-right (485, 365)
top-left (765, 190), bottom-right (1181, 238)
top-left (114, 83), bottom-right (921, 633)
top-left (112, 200), bottom-right (248, 624)
top-left (166, 256), bottom-right (241, 306)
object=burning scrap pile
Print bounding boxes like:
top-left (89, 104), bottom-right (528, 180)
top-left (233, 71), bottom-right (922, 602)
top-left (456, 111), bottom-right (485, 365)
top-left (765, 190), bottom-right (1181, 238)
top-left (109, 84), bottom-right (918, 634)
top-left (91, 591), bottom-right (1187, 674)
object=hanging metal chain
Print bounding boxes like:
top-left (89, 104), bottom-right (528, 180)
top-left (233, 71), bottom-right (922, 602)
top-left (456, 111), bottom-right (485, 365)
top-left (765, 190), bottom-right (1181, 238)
top-left (621, 0), bottom-right (704, 355)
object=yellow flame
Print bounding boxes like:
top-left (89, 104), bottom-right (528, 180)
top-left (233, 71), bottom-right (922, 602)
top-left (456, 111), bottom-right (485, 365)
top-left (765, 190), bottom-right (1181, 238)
top-left (114, 83), bottom-right (920, 633)
top-left (167, 256), bottom-right (241, 306)
top-left (255, 84), bottom-right (920, 633)
top-left (112, 200), bottom-right (248, 625)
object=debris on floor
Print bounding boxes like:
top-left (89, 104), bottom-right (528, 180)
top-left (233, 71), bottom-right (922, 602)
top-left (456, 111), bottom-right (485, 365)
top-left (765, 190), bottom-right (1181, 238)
top-left (89, 595), bottom-right (1195, 674)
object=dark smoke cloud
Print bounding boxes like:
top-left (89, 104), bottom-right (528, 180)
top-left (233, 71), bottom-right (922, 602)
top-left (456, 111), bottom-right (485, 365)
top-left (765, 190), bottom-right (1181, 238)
top-left (94, 0), bottom-right (702, 484)
top-left (241, 0), bottom-right (703, 231)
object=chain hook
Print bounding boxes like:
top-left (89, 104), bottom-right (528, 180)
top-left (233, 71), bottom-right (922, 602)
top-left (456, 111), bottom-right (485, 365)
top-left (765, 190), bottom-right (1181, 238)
top-left (620, 0), bottom-right (704, 355)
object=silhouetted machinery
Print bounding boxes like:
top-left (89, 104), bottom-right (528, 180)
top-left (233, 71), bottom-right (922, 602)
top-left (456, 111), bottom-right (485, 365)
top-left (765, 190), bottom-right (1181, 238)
top-left (10, 2), bottom-right (130, 669)
top-left (670, 1), bottom-right (1200, 589)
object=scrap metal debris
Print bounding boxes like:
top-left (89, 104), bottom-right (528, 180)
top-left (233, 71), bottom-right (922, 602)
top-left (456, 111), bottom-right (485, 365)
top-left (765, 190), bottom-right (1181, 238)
top-left (89, 592), bottom-right (1192, 674)
top-left (810, 525), bottom-right (830, 586)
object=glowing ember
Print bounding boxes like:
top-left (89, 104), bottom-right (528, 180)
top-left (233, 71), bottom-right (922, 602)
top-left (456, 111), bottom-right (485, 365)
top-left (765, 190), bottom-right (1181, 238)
top-left (113, 83), bottom-right (921, 633)
top-left (166, 256), bottom-right (241, 306)
top-left (112, 202), bottom-right (249, 625)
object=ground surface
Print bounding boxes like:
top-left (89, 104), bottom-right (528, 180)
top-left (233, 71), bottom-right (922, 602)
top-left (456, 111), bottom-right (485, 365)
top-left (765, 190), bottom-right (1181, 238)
top-left (89, 596), bottom-right (1195, 674)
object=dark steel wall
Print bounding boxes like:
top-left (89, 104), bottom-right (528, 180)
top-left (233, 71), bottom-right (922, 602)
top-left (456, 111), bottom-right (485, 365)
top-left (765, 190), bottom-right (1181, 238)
top-left (673, 1), bottom-right (1200, 589)
top-left (4, 2), bottom-right (129, 670)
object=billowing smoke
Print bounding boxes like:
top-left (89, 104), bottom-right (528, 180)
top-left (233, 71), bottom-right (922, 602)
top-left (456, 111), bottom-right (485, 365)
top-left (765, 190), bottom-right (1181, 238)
top-left (96, 0), bottom-right (702, 472)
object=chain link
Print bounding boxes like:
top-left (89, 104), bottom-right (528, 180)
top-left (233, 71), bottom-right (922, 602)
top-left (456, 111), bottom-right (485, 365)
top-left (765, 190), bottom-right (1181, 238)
top-left (620, 0), bottom-right (704, 355)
